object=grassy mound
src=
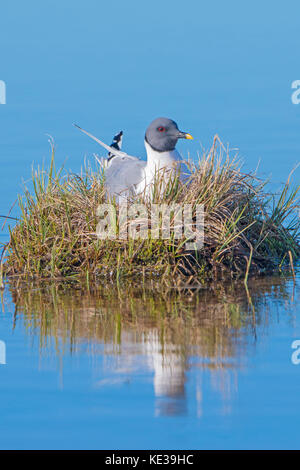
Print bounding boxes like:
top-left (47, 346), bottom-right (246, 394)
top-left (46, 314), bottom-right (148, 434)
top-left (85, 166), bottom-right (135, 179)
top-left (1, 136), bottom-right (300, 285)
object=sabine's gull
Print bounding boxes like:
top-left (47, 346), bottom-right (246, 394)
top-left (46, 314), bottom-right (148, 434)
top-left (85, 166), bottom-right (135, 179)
top-left (74, 117), bottom-right (193, 201)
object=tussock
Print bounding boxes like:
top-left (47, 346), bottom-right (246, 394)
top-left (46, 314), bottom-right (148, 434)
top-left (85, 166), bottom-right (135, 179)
top-left (2, 136), bottom-right (300, 285)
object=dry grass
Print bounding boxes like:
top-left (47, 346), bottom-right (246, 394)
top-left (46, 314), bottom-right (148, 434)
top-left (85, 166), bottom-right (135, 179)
top-left (1, 136), bottom-right (300, 285)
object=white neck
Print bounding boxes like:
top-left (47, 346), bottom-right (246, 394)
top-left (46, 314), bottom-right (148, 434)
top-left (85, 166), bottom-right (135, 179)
top-left (144, 140), bottom-right (182, 170)
top-left (136, 140), bottom-right (189, 196)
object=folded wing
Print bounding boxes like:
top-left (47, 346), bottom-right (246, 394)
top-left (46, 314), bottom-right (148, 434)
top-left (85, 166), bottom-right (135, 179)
top-left (74, 124), bottom-right (146, 200)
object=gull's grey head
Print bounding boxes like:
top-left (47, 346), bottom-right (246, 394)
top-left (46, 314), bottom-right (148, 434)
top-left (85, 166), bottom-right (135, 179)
top-left (145, 117), bottom-right (193, 152)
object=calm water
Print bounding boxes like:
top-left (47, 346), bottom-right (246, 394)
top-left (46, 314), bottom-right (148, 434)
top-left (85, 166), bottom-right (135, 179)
top-left (0, 277), bottom-right (300, 450)
top-left (0, 0), bottom-right (300, 450)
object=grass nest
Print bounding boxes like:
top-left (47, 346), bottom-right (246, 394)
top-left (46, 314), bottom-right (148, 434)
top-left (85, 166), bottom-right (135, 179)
top-left (1, 136), bottom-right (300, 286)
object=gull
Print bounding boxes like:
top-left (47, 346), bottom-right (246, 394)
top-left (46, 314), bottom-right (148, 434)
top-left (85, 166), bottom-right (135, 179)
top-left (74, 117), bottom-right (193, 201)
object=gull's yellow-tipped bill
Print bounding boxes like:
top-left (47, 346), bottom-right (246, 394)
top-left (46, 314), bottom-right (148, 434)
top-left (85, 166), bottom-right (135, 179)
top-left (185, 133), bottom-right (193, 140)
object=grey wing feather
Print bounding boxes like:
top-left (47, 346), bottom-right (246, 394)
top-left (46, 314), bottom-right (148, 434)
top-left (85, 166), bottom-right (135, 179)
top-left (105, 156), bottom-right (146, 198)
top-left (74, 123), bottom-right (146, 199)
top-left (73, 124), bottom-right (138, 161)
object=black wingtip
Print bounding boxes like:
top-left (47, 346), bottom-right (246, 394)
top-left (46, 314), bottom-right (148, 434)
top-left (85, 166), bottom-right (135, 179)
top-left (113, 131), bottom-right (123, 140)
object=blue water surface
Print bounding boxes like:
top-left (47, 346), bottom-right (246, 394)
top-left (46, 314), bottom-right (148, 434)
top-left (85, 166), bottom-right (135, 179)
top-left (0, 0), bottom-right (300, 450)
top-left (0, 277), bottom-right (300, 450)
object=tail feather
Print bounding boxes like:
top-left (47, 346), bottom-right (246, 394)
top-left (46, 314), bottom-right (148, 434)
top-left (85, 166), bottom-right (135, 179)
top-left (108, 131), bottom-right (123, 161)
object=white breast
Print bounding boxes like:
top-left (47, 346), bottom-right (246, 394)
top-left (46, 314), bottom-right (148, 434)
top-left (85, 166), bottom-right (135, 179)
top-left (136, 141), bottom-right (190, 197)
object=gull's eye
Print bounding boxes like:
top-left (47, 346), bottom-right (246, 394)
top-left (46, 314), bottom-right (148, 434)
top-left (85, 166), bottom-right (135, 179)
top-left (157, 126), bottom-right (165, 132)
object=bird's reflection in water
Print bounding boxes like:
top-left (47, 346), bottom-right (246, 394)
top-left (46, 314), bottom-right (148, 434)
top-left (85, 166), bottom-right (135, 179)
top-left (144, 330), bottom-right (187, 416)
top-left (7, 276), bottom-right (295, 417)
top-left (106, 328), bottom-right (238, 417)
